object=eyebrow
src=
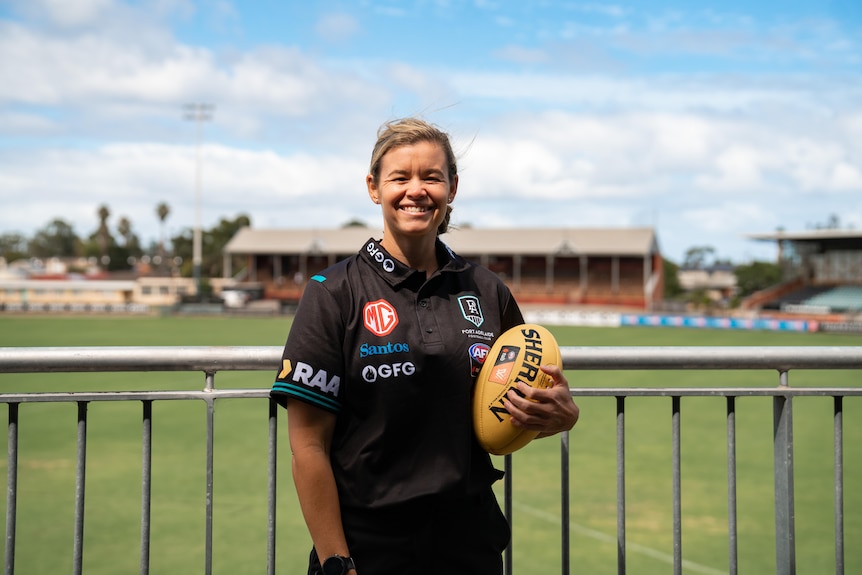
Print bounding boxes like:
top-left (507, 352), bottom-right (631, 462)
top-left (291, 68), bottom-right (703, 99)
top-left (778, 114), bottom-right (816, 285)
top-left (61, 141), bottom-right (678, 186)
top-left (385, 168), bottom-right (446, 179)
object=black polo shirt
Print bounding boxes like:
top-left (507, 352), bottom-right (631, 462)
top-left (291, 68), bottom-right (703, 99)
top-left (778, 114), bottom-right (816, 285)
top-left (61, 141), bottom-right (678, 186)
top-left (271, 237), bottom-right (523, 509)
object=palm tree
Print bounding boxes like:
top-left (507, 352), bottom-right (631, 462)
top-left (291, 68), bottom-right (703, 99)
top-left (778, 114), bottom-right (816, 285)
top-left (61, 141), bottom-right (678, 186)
top-left (96, 204), bottom-right (110, 261)
top-left (117, 217), bottom-right (132, 246)
top-left (156, 202), bottom-right (170, 266)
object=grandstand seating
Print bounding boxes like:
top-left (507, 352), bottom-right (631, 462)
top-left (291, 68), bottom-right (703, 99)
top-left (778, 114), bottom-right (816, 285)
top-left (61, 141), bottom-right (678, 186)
top-left (767, 284), bottom-right (862, 312)
top-left (804, 285), bottom-right (862, 312)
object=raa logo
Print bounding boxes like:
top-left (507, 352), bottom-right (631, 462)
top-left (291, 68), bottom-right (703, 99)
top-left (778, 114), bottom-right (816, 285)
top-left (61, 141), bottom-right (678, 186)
top-left (279, 359), bottom-right (341, 395)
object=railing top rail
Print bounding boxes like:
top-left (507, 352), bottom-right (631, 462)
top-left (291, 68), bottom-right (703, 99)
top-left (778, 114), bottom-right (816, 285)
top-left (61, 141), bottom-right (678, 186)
top-left (0, 346), bottom-right (279, 373)
top-left (1, 386), bottom-right (861, 405)
top-left (1, 345), bottom-right (862, 373)
top-left (561, 345), bottom-right (862, 370)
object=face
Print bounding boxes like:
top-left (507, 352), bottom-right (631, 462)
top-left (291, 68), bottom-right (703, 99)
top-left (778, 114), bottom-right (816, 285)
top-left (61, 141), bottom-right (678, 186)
top-left (367, 140), bottom-right (458, 242)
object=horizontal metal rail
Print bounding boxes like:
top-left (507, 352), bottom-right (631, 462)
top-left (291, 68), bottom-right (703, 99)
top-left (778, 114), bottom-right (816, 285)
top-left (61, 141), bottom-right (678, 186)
top-left (1, 346), bottom-right (860, 575)
top-left (2, 345), bottom-right (862, 372)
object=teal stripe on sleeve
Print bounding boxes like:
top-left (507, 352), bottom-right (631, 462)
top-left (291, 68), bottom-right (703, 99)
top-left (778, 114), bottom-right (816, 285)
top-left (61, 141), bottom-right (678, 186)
top-left (272, 381), bottom-right (340, 413)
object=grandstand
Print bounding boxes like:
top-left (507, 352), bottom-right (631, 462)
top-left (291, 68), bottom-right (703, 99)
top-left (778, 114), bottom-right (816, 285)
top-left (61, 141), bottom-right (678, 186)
top-left (745, 229), bottom-right (862, 316)
top-left (223, 226), bottom-right (663, 310)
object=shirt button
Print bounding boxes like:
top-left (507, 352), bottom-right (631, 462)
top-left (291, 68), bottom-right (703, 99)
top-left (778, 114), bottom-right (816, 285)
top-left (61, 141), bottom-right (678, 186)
top-left (419, 300), bottom-right (429, 308)
top-left (426, 328), bottom-right (433, 333)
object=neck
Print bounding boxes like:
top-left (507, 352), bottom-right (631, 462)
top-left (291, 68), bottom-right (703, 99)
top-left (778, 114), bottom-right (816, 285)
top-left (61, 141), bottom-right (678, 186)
top-left (381, 234), bottom-right (439, 274)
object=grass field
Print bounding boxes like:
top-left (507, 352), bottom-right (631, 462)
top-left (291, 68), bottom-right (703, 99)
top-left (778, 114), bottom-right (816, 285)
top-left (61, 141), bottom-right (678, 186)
top-left (0, 315), bottom-right (860, 575)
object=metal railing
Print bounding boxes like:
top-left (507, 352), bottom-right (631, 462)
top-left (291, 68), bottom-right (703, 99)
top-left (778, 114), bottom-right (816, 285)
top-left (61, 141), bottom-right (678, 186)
top-left (1, 346), bottom-right (861, 575)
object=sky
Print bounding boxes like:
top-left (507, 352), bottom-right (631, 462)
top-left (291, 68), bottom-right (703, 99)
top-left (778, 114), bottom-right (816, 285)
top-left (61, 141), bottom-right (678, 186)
top-left (1, 0), bottom-right (860, 265)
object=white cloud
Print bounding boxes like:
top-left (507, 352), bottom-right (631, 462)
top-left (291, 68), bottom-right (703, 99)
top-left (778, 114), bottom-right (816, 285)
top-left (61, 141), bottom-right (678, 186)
top-left (315, 12), bottom-right (360, 43)
top-left (0, 142), bottom-right (370, 240)
top-left (1, 0), bottom-right (860, 266)
top-left (10, 0), bottom-right (115, 28)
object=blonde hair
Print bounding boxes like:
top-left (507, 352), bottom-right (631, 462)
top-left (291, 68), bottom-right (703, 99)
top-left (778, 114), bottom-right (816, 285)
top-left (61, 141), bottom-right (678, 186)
top-left (368, 117), bottom-right (457, 235)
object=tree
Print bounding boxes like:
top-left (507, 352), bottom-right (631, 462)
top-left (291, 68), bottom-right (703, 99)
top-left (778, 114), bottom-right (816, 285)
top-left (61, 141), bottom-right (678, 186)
top-left (682, 246), bottom-right (716, 269)
top-left (28, 219), bottom-right (81, 258)
top-left (82, 205), bottom-right (137, 271)
top-left (116, 216), bottom-right (141, 252)
top-left (0, 232), bottom-right (28, 262)
top-left (156, 202), bottom-right (171, 264)
top-left (171, 213), bottom-right (251, 279)
top-left (734, 261), bottom-right (782, 298)
top-left (95, 204), bottom-right (112, 260)
top-left (662, 258), bottom-right (683, 299)
top-left (341, 218), bottom-right (367, 228)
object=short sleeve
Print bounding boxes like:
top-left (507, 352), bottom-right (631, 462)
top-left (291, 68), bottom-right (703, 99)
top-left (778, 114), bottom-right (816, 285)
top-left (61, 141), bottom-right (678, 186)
top-left (270, 277), bottom-right (347, 414)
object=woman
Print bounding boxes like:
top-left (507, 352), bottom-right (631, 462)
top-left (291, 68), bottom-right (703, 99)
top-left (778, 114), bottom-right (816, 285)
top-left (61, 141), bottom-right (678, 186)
top-left (271, 117), bottom-right (579, 575)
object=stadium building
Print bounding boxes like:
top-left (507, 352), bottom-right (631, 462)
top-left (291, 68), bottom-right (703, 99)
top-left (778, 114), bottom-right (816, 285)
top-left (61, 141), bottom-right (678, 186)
top-left (744, 229), bottom-right (862, 317)
top-left (223, 226), bottom-right (663, 310)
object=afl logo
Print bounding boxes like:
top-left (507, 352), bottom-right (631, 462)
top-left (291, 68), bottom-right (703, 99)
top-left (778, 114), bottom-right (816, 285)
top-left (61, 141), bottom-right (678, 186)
top-left (469, 343), bottom-right (490, 363)
top-left (363, 299), bottom-right (399, 336)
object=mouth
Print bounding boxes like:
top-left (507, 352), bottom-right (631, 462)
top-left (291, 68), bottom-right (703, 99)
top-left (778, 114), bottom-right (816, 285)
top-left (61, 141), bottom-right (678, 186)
top-left (399, 205), bottom-right (431, 214)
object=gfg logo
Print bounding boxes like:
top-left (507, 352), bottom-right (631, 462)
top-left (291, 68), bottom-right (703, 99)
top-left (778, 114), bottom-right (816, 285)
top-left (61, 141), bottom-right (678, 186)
top-left (366, 241), bottom-right (396, 272)
top-left (361, 362), bottom-right (416, 383)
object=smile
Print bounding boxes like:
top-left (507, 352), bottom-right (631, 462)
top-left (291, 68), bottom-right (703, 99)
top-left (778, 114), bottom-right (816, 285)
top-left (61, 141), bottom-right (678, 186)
top-left (400, 206), bottom-right (430, 213)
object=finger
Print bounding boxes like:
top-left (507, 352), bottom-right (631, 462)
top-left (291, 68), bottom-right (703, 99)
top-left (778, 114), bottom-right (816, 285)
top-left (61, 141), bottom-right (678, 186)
top-left (540, 364), bottom-right (568, 387)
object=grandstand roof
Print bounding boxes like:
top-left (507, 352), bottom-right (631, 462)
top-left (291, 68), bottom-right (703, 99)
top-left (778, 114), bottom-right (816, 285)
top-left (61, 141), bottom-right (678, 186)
top-left (746, 229), bottom-right (862, 242)
top-left (225, 227), bottom-right (660, 257)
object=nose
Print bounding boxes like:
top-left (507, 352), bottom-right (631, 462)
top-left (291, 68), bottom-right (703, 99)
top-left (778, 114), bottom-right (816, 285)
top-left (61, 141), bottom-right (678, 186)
top-left (405, 176), bottom-right (427, 197)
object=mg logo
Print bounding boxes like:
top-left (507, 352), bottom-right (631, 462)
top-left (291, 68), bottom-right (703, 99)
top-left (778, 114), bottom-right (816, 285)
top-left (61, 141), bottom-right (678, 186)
top-left (363, 299), bottom-right (399, 336)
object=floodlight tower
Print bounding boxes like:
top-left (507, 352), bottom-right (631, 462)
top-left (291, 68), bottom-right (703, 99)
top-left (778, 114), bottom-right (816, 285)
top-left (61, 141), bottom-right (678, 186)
top-left (183, 103), bottom-right (214, 297)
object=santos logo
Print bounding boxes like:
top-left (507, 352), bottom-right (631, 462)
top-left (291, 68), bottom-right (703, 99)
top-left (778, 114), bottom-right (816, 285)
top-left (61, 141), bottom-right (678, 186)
top-left (279, 359), bottom-right (341, 395)
top-left (361, 362), bottom-right (416, 383)
top-left (359, 341), bottom-right (409, 357)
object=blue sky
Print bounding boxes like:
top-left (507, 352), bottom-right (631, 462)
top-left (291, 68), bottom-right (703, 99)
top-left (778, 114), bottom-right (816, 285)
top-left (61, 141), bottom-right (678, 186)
top-left (1, 0), bottom-right (860, 264)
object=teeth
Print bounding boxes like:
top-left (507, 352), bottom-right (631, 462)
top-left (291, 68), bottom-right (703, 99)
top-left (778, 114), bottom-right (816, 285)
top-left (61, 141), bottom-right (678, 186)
top-left (401, 206), bottom-right (428, 213)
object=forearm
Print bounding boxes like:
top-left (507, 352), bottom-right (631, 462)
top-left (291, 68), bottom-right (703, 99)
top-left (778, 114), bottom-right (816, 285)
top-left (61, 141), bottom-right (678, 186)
top-left (292, 449), bottom-right (352, 562)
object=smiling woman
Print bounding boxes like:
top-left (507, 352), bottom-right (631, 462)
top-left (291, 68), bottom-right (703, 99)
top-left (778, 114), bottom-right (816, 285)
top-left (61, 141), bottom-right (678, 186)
top-left (269, 117), bottom-right (579, 575)
top-left (365, 119), bottom-right (459, 274)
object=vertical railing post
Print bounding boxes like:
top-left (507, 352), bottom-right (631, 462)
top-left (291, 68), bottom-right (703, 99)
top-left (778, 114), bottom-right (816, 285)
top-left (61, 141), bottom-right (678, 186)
top-left (773, 370), bottom-right (796, 575)
top-left (140, 400), bottom-right (153, 575)
top-left (834, 396), bottom-right (844, 575)
top-left (671, 396), bottom-right (682, 575)
top-left (727, 396), bottom-right (738, 575)
top-left (616, 396), bottom-right (626, 575)
top-left (560, 430), bottom-right (570, 575)
top-left (504, 454), bottom-right (513, 575)
top-left (204, 371), bottom-right (216, 575)
top-left (72, 401), bottom-right (88, 575)
top-left (5, 403), bottom-right (19, 575)
top-left (267, 399), bottom-right (278, 575)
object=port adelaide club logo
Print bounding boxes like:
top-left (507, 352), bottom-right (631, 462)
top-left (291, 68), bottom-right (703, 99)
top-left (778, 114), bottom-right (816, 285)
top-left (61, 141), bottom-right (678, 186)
top-left (458, 295), bottom-right (484, 327)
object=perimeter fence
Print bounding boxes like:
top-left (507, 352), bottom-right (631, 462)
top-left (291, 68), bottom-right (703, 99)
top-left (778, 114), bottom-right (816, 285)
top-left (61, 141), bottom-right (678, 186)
top-left (1, 346), bottom-right (861, 575)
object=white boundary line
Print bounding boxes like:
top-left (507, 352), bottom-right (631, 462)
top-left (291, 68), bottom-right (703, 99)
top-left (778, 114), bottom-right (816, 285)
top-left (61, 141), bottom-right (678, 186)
top-left (513, 501), bottom-right (728, 575)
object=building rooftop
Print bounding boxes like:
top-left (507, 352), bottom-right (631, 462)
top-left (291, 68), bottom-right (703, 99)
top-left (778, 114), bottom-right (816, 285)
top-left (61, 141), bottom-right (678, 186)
top-left (224, 226), bottom-right (660, 257)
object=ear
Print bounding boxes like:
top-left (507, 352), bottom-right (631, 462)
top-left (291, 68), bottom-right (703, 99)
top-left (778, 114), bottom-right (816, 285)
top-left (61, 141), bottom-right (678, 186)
top-left (366, 174), bottom-right (380, 204)
top-left (447, 174), bottom-right (459, 204)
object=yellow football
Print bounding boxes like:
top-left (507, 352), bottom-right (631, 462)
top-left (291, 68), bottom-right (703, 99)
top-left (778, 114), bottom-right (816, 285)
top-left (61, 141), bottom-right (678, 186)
top-left (472, 324), bottom-right (562, 455)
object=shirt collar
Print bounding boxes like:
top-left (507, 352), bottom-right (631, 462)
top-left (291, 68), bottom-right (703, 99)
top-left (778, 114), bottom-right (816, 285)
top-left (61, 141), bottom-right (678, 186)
top-left (359, 237), bottom-right (469, 287)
